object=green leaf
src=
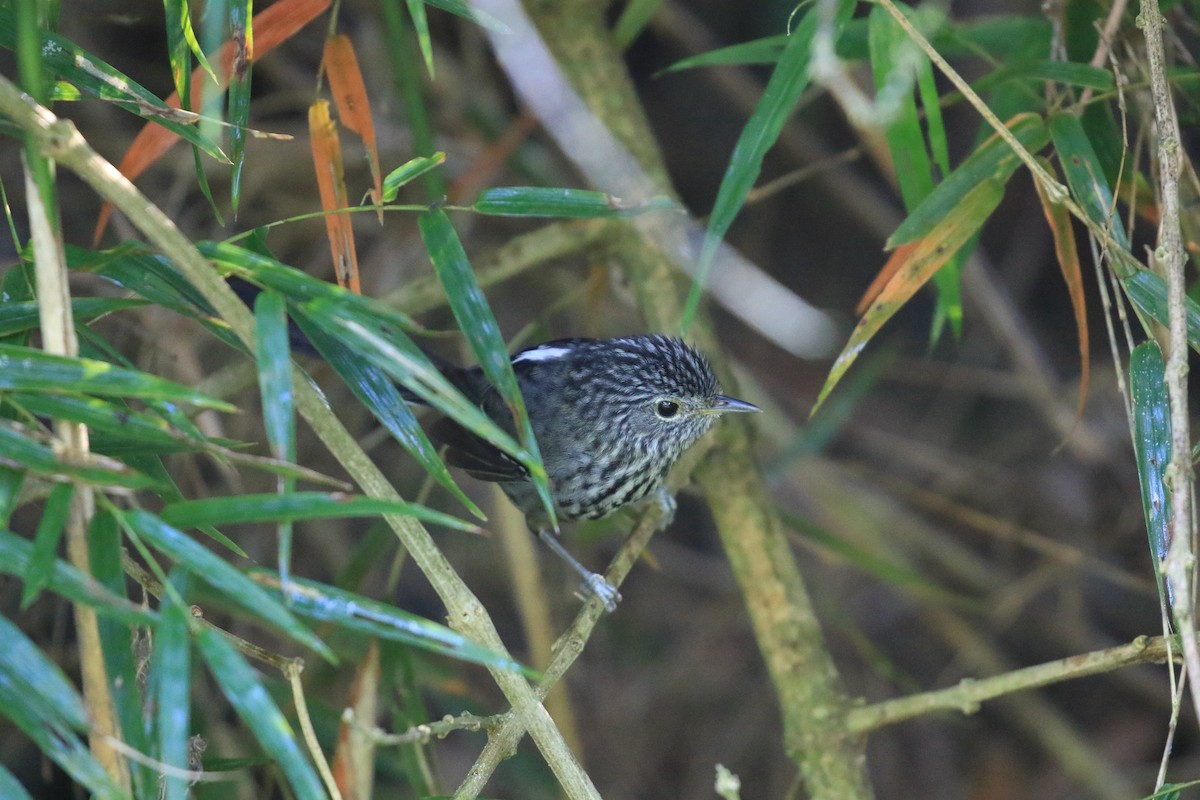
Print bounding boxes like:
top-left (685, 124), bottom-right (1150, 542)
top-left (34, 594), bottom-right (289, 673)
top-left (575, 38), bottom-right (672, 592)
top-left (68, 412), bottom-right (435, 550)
top-left (1130, 341), bottom-right (1172, 604)
top-left (686, 0), bottom-right (855, 329)
top-left (0, 618), bottom-right (126, 799)
top-left (69, 244), bottom-right (215, 316)
top-left (160, 492), bottom-right (477, 532)
top-left (418, 209), bottom-right (553, 520)
top-left (295, 297), bottom-right (535, 484)
top-left (255, 571), bottom-right (536, 675)
top-left (227, 0), bottom-right (253, 214)
top-left (21, 481), bottom-right (73, 608)
top-left (154, 570), bottom-right (194, 800)
top-left (1016, 60), bottom-right (1114, 90)
top-left (0, 608), bottom-right (130, 797)
top-left (0, 613), bottom-right (89, 730)
top-left (0, 528), bottom-right (157, 626)
top-left (200, 241), bottom-right (421, 333)
top-left (0, 420), bottom-right (158, 489)
top-left (254, 288), bottom-right (297, 591)
top-left (869, 4), bottom-right (935, 211)
top-left (1125, 271), bottom-right (1200, 350)
top-left (0, 344), bottom-right (235, 410)
top-left (196, 626), bottom-right (327, 800)
top-left (0, 11), bottom-right (228, 163)
top-left (0, 764), bottom-right (34, 800)
top-left (659, 35), bottom-right (787, 74)
top-left (1048, 113), bottom-right (1129, 249)
top-left (0, 297), bottom-right (147, 338)
top-left (471, 187), bottom-right (676, 218)
top-left (254, 291), bottom-right (296, 464)
top-left (382, 153), bottom-right (446, 201)
top-left (405, 0), bottom-right (435, 75)
top-left (817, 178), bottom-right (1006, 410)
top-left (162, 0), bottom-right (192, 102)
top-left (0, 467), bottom-right (24, 526)
top-left (421, 0), bottom-right (510, 33)
top-left (289, 308), bottom-right (483, 518)
top-left (5, 393), bottom-right (211, 454)
top-left (122, 508), bottom-right (333, 660)
top-left (888, 113), bottom-right (1049, 246)
top-left (613, 0), bottom-right (666, 49)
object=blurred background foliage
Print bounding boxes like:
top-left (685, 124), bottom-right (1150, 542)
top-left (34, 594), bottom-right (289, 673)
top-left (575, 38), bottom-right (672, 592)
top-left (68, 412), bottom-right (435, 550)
top-left (1, 0), bottom-right (1199, 797)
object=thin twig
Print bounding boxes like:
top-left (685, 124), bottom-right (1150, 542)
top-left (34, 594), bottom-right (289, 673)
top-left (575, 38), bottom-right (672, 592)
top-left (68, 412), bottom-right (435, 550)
top-left (286, 660), bottom-right (344, 800)
top-left (846, 635), bottom-right (1177, 733)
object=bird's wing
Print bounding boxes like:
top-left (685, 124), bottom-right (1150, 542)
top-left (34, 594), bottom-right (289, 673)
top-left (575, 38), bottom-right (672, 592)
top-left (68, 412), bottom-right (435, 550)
top-left (430, 416), bottom-right (529, 482)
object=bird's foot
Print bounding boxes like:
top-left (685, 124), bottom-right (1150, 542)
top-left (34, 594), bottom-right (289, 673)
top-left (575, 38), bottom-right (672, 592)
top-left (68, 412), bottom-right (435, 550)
top-left (577, 572), bottom-right (622, 613)
top-left (538, 529), bottom-right (621, 613)
top-left (652, 486), bottom-right (677, 530)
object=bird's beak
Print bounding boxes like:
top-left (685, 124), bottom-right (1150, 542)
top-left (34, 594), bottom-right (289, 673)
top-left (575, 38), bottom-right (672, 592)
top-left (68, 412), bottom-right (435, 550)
top-left (707, 395), bottom-right (760, 414)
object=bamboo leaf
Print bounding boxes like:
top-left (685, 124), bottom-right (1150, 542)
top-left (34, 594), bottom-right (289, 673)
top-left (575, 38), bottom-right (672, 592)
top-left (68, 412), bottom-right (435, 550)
top-left (160, 492), bottom-right (477, 532)
top-left (686, 0), bottom-right (855, 329)
top-left (1124, 271), bottom-right (1200, 350)
top-left (472, 187), bottom-right (675, 218)
top-left (1049, 113), bottom-right (1129, 249)
top-left (0, 344), bottom-right (235, 409)
top-left (816, 178), bottom-right (1005, 411)
top-left (0, 764), bottom-right (34, 800)
top-left (93, 0), bottom-right (331, 243)
top-left (405, 0), bottom-right (435, 75)
top-left (20, 482), bottom-right (73, 608)
top-left (196, 627), bottom-right (327, 800)
top-left (289, 308), bottom-right (483, 517)
top-left (0, 297), bottom-right (147, 338)
top-left (1130, 342), bottom-right (1172, 604)
top-left (308, 99), bottom-right (361, 291)
top-left (228, 0), bottom-right (254, 214)
top-left (0, 12), bottom-right (227, 162)
top-left (325, 35), bottom-right (383, 211)
top-left (0, 616), bottom-right (126, 799)
top-left (123, 508), bottom-right (333, 660)
top-left (382, 153), bottom-right (446, 201)
top-left (889, 113), bottom-right (1049, 246)
top-left (0, 420), bottom-right (158, 489)
top-left (252, 571), bottom-right (536, 675)
top-left (0, 528), bottom-right (157, 626)
top-left (418, 209), bottom-right (553, 520)
top-left (154, 571), bottom-right (194, 800)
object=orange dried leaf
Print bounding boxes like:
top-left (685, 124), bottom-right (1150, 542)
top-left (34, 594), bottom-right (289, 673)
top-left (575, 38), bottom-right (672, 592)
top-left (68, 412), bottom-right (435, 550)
top-left (94, 0), bottom-right (331, 243)
top-left (814, 178), bottom-right (1005, 414)
top-left (309, 100), bottom-right (361, 294)
top-left (1032, 159), bottom-right (1089, 419)
top-left (331, 641), bottom-right (379, 800)
top-left (324, 35), bottom-right (382, 218)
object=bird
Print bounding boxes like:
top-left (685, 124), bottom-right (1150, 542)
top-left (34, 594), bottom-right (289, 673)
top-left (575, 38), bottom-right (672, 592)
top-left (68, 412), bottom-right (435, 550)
top-left (428, 335), bottom-right (759, 611)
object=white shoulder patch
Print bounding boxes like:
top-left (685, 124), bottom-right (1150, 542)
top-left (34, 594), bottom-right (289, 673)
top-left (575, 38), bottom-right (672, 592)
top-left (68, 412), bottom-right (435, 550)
top-left (513, 346), bottom-right (572, 364)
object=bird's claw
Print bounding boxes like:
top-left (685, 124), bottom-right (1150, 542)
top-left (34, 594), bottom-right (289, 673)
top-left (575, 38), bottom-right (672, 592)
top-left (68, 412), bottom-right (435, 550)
top-left (578, 573), bottom-right (621, 613)
top-left (653, 486), bottom-right (677, 530)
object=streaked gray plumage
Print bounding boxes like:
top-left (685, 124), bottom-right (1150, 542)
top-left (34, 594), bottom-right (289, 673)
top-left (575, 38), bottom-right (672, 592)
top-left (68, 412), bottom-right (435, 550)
top-left (431, 335), bottom-right (759, 609)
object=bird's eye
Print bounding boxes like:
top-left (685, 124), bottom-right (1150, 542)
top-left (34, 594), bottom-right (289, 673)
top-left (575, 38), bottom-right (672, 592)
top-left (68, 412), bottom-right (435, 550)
top-left (655, 399), bottom-right (681, 419)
